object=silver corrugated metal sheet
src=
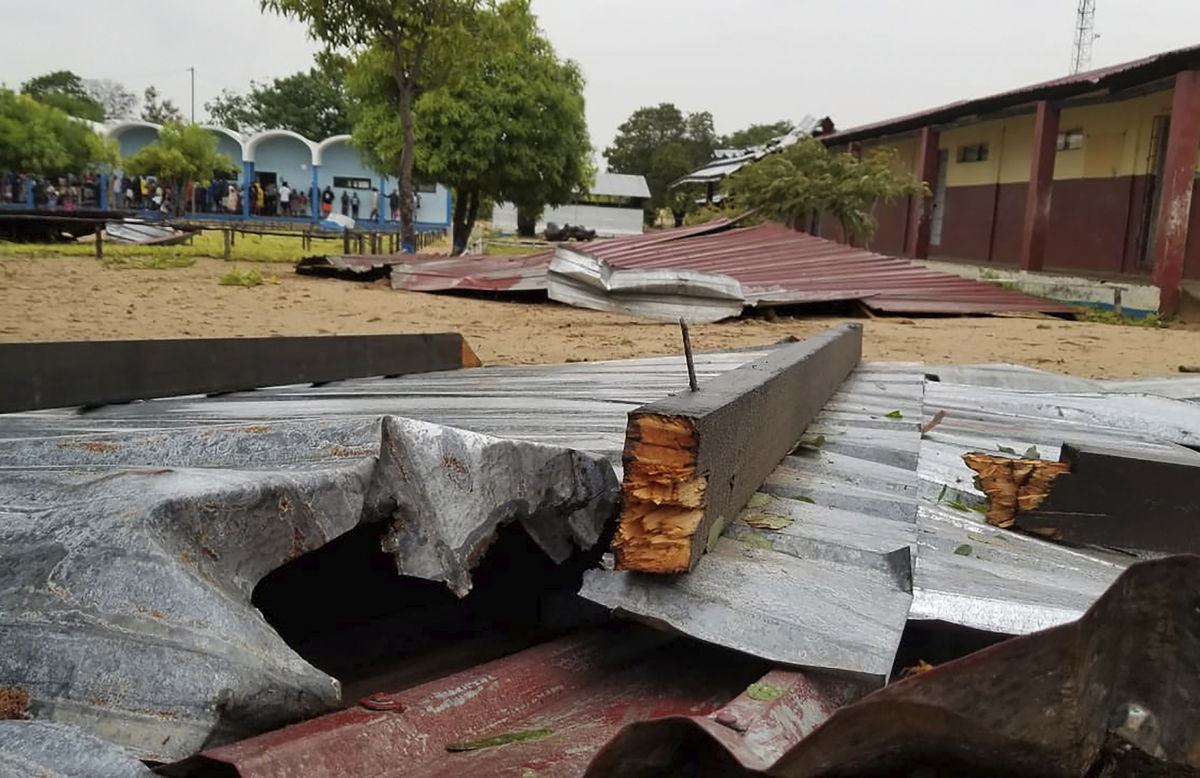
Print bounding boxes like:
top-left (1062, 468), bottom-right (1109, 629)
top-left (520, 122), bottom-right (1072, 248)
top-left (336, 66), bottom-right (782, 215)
top-left (589, 172), bottom-right (652, 199)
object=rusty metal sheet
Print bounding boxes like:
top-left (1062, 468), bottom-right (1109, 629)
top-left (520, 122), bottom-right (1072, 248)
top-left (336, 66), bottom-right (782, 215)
top-left (584, 555), bottom-right (1200, 777)
top-left (564, 222), bottom-right (1075, 316)
top-left (159, 624), bottom-right (866, 778)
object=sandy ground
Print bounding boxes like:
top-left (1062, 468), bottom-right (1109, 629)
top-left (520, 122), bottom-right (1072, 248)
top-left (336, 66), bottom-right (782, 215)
top-left (2, 255), bottom-right (1199, 378)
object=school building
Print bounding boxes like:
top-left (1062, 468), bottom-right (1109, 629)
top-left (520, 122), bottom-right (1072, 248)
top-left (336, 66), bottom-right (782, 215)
top-left (104, 121), bottom-right (452, 232)
top-left (820, 43), bottom-right (1200, 313)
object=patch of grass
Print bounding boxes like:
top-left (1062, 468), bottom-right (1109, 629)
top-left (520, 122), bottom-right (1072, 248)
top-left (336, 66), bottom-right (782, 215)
top-left (1077, 307), bottom-right (1169, 328)
top-left (484, 240), bottom-right (548, 256)
top-left (218, 266), bottom-right (264, 287)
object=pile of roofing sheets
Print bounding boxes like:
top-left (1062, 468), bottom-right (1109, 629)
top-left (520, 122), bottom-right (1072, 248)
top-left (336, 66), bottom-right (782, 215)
top-left (2, 335), bottom-right (1198, 776)
top-left (296, 219), bottom-right (1077, 319)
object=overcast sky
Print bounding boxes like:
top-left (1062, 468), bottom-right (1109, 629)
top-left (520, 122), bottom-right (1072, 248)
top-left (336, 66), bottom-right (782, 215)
top-left (5, 0), bottom-right (1200, 160)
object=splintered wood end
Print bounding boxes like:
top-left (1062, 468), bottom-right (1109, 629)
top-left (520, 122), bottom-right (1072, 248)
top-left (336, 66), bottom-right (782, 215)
top-left (613, 414), bottom-right (706, 573)
top-left (963, 452), bottom-right (1071, 528)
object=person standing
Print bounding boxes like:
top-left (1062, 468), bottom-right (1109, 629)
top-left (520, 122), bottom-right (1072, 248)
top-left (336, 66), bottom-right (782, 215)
top-left (388, 189), bottom-right (399, 220)
top-left (369, 188), bottom-right (380, 221)
top-left (322, 185), bottom-right (335, 217)
top-left (340, 190), bottom-right (350, 216)
top-left (279, 180), bottom-right (291, 217)
top-left (350, 191), bottom-right (360, 220)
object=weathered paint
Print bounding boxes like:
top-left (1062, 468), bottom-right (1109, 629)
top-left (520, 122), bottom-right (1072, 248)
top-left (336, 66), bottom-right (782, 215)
top-left (1020, 101), bottom-right (1061, 271)
top-left (1152, 70), bottom-right (1200, 313)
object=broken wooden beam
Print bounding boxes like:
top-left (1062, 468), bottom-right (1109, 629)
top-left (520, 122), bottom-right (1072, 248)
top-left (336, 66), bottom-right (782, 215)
top-left (612, 323), bottom-right (863, 573)
top-left (965, 443), bottom-right (1200, 553)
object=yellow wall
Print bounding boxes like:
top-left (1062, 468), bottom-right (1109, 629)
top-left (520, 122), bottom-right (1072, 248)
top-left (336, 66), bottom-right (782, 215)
top-left (855, 87), bottom-right (1182, 187)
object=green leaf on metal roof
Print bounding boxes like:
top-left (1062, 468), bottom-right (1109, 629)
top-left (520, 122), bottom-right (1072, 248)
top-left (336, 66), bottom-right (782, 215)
top-left (743, 513), bottom-right (795, 531)
top-left (746, 682), bottom-right (784, 701)
top-left (446, 728), bottom-right (554, 753)
top-left (954, 544), bottom-right (973, 556)
top-left (885, 410), bottom-right (904, 419)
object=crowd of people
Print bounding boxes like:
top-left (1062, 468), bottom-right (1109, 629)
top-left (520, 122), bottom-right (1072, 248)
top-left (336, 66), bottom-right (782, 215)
top-left (2, 173), bottom-right (103, 210)
top-left (3, 172), bottom-right (411, 222)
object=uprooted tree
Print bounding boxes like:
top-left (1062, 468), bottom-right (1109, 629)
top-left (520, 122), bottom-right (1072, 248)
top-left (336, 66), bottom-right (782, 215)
top-left (262, 0), bottom-right (486, 251)
top-left (724, 136), bottom-right (926, 244)
top-left (122, 121), bottom-right (233, 217)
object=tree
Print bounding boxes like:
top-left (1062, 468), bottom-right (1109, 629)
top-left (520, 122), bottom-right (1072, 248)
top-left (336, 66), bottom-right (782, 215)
top-left (141, 86), bottom-right (183, 124)
top-left (392, 0), bottom-right (590, 251)
top-left (205, 59), bottom-right (351, 138)
top-left (0, 89), bottom-right (116, 175)
top-left (604, 103), bottom-right (716, 226)
top-left (122, 121), bottom-right (232, 216)
top-left (719, 120), bottom-right (795, 150)
top-left (724, 136), bottom-right (926, 243)
top-left (21, 70), bottom-right (105, 122)
top-left (84, 79), bottom-right (138, 121)
top-left (262, 0), bottom-right (486, 251)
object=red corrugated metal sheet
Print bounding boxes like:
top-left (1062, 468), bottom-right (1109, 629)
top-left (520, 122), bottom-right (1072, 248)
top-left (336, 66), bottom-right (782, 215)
top-left (161, 625), bottom-right (865, 777)
top-left (161, 557), bottom-right (1200, 777)
top-left (823, 43), bottom-right (1200, 145)
top-left (578, 222), bottom-right (1076, 315)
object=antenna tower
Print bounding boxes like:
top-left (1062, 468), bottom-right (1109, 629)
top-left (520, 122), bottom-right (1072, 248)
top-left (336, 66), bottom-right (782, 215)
top-left (1071, 0), bottom-right (1097, 74)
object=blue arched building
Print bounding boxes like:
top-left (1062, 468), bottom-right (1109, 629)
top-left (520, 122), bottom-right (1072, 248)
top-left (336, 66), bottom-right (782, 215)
top-left (102, 121), bottom-right (451, 231)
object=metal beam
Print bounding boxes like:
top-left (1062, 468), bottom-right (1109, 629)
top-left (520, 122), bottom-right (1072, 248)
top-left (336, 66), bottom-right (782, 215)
top-left (0, 333), bottom-right (471, 412)
top-left (612, 323), bottom-right (863, 573)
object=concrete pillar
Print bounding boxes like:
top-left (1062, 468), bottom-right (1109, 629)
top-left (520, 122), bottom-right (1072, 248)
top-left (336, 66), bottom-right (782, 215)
top-left (378, 177), bottom-right (386, 226)
top-left (1019, 100), bottom-right (1060, 272)
top-left (310, 165), bottom-right (320, 223)
top-left (907, 126), bottom-right (940, 258)
top-left (99, 173), bottom-right (108, 211)
top-left (242, 160), bottom-right (254, 220)
top-left (1153, 70), bottom-right (1200, 315)
top-left (26, 177), bottom-right (34, 208)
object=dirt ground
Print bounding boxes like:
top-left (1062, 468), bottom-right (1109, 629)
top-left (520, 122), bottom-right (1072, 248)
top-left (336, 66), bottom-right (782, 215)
top-left (2, 254), bottom-right (1199, 379)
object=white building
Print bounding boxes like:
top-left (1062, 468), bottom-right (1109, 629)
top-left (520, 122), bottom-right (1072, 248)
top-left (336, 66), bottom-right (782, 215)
top-left (492, 172), bottom-right (650, 237)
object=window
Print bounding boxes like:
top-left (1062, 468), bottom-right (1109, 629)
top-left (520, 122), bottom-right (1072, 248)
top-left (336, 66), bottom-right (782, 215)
top-left (1057, 129), bottom-right (1084, 151)
top-left (416, 181), bottom-right (437, 194)
top-left (333, 176), bottom-right (372, 190)
top-left (957, 143), bottom-right (989, 163)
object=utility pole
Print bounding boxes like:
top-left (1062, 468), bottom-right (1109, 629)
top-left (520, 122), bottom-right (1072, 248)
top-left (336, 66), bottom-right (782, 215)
top-left (1071, 0), bottom-right (1098, 74)
top-left (188, 67), bottom-right (195, 123)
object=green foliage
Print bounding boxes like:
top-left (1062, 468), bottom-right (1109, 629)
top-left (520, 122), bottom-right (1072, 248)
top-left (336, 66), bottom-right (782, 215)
top-left (745, 682), bottom-right (784, 701)
top-left (141, 86), bottom-right (183, 124)
top-left (262, 0), bottom-right (486, 247)
top-left (604, 103), bottom-right (717, 225)
top-left (123, 122), bottom-right (233, 216)
top-left (725, 136), bottom-right (926, 242)
top-left (402, 0), bottom-right (591, 250)
top-left (21, 70), bottom-right (105, 121)
top-left (218, 266), bottom-right (264, 287)
top-left (0, 89), bottom-right (116, 175)
top-left (719, 120), bottom-right (795, 149)
top-left (1076, 307), bottom-right (1169, 328)
top-left (205, 58), bottom-right (351, 138)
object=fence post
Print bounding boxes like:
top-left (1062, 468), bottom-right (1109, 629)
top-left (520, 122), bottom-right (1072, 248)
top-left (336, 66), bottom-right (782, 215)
top-left (94, 226), bottom-right (103, 259)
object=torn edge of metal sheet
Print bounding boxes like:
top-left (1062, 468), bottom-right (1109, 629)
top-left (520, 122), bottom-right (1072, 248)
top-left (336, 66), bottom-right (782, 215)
top-left (586, 556), bottom-right (1200, 777)
top-left (0, 414), bottom-right (620, 764)
top-left (364, 416), bottom-right (620, 597)
top-left (0, 721), bottom-right (155, 778)
top-left (547, 244), bottom-right (746, 323)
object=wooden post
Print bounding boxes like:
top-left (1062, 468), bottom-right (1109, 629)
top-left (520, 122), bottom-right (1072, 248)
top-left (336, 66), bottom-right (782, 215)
top-left (94, 226), bottom-right (103, 259)
top-left (907, 126), bottom-right (940, 259)
top-left (343, 229), bottom-right (351, 254)
top-left (1152, 70), bottom-right (1200, 316)
top-left (1019, 100), bottom-right (1060, 272)
top-left (223, 229), bottom-right (231, 260)
top-left (357, 234), bottom-right (365, 254)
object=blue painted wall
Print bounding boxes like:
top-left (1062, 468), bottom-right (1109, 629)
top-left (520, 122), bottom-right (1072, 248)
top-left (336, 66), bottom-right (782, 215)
top-left (208, 132), bottom-right (244, 179)
top-left (321, 139), bottom-right (450, 226)
top-left (117, 127), bottom-right (159, 159)
top-left (253, 137), bottom-right (310, 194)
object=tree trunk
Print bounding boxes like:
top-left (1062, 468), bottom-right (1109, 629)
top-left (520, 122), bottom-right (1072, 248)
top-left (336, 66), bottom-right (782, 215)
top-left (394, 73), bottom-right (418, 253)
top-left (672, 209), bottom-right (685, 228)
top-left (451, 188), bottom-right (474, 254)
top-left (516, 206), bottom-right (540, 237)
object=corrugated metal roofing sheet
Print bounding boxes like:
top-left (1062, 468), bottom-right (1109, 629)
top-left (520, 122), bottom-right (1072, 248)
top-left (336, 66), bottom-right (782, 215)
top-left (561, 222), bottom-right (1077, 315)
top-left (589, 172), bottom-right (652, 199)
top-left (823, 42), bottom-right (1200, 145)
